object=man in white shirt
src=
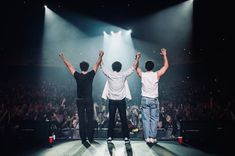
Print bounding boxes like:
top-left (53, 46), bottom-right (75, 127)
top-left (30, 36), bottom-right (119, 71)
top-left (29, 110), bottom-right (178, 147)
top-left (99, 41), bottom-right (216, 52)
top-left (101, 51), bottom-right (141, 144)
top-left (136, 48), bottom-right (169, 144)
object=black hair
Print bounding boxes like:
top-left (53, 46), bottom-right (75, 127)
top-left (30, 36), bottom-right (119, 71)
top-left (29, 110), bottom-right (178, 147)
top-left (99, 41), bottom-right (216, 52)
top-left (112, 61), bottom-right (122, 72)
top-left (145, 61), bottom-right (154, 71)
top-left (80, 61), bottom-right (89, 71)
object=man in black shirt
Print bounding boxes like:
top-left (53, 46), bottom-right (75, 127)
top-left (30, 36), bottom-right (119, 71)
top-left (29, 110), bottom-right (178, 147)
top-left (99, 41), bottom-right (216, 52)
top-left (59, 51), bottom-right (103, 145)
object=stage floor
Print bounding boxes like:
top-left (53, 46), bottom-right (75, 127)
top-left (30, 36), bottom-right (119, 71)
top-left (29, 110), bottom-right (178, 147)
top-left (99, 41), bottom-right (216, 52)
top-left (18, 140), bottom-right (218, 156)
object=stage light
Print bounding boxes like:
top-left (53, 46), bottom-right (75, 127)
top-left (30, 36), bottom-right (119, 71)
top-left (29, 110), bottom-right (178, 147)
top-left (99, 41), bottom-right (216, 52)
top-left (127, 29), bottom-right (132, 34)
top-left (44, 5), bottom-right (47, 8)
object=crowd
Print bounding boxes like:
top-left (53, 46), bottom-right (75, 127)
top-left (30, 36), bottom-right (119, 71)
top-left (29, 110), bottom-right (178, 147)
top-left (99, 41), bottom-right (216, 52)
top-left (0, 66), bottom-right (234, 139)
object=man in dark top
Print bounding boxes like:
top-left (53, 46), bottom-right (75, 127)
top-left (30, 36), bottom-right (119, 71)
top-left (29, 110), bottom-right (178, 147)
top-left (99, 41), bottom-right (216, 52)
top-left (59, 51), bottom-right (103, 145)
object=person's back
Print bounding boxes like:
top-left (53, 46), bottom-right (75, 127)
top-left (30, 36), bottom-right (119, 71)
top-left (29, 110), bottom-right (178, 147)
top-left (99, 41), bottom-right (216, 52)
top-left (104, 68), bottom-right (134, 100)
top-left (141, 71), bottom-right (159, 98)
top-left (74, 70), bottom-right (95, 98)
top-left (101, 61), bottom-right (135, 100)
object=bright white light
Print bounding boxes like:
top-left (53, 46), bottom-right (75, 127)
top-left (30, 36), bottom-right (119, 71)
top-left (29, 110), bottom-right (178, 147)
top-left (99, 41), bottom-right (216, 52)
top-left (102, 28), bottom-right (135, 71)
top-left (44, 5), bottom-right (47, 8)
top-left (103, 31), bottom-right (107, 35)
top-left (127, 29), bottom-right (132, 34)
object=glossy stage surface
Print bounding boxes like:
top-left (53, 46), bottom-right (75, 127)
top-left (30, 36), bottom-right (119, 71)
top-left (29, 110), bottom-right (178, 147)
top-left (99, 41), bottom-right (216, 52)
top-left (19, 140), bottom-right (218, 156)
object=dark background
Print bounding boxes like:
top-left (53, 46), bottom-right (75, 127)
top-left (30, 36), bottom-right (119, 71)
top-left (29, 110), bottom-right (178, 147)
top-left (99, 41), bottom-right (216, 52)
top-left (0, 0), bottom-right (231, 96)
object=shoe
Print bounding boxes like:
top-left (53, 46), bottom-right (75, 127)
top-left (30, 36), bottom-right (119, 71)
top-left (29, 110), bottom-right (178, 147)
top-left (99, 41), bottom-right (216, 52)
top-left (107, 137), bottom-right (112, 143)
top-left (82, 140), bottom-right (90, 148)
top-left (154, 138), bottom-right (158, 143)
top-left (150, 138), bottom-right (157, 144)
top-left (145, 137), bottom-right (150, 143)
top-left (82, 140), bottom-right (87, 144)
top-left (124, 137), bottom-right (130, 144)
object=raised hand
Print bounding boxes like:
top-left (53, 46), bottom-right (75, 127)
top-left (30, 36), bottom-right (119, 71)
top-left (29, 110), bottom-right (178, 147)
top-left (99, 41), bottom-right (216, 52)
top-left (58, 52), bottom-right (76, 75)
top-left (59, 52), bottom-right (64, 58)
top-left (160, 48), bottom-right (167, 56)
top-left (136, 52), bottom-right (141, 59)
top-left (99, 50), bottom-right (104, 57)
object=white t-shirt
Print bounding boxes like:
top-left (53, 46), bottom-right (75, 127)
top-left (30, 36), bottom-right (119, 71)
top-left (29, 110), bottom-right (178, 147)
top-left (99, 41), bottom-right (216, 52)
top-left (101, 65), bottom-right (134, 100)
top-left (141, 71), bottom-right (159, 98)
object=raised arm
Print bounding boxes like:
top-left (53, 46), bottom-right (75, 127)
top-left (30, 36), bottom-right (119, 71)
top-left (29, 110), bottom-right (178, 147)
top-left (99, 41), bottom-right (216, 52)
top-left (135, 52), bottom-right (142, 77)
top-left (133, 52), bottom-right (141, 69)
top-left (99, 51), bottom-right (112, 78)
top-left (93, 50), bottom-right (104, 73)
top-left (123, 52), bottom-right (141, 77)
top-left (136, 67), bottom-right (142, 77)
top-left (59, 53), bottom-right (76, 75)
top-left (157, 48), bottom-right (169, 79)
top-left (100, 62), bottom-right (111, 78)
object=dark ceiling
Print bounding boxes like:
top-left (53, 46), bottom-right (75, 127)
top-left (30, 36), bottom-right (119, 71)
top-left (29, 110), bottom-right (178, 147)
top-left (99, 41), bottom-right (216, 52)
top-left (0, 0), bottom-right (229, 66)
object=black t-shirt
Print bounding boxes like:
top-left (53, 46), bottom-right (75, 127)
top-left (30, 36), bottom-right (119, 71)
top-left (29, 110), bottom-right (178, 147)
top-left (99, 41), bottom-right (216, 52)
top-left (74, 70), bottom-right (95, 98)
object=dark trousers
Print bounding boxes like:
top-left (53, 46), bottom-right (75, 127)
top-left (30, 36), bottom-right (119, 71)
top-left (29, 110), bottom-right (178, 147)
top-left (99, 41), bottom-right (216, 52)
top-left (107, 99), bottom-right (129, 139)
top-left (77, 98), bottom-right (94, 142)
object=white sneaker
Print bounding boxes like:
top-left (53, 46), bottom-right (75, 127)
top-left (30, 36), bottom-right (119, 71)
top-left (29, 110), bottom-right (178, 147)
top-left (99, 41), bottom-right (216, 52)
top-left (154, 138), bottom-right (157, 143)
top-left (107, 137), bottom-right (112, 143)
top-left (124, 137), bottom-right (130, 144)
top-left (145, 137), bottom-right (150, 143)
top-left (150, 138), bottom-right (157, 143)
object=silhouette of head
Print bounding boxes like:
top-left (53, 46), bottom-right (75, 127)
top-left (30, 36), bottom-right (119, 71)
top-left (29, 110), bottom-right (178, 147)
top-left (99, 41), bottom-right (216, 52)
top-left (80, 61), bottom-right (89, 71)
top-left (145, 61), bottom-right (154, 71)
top-left (112, 61), bottom-right (122, 72)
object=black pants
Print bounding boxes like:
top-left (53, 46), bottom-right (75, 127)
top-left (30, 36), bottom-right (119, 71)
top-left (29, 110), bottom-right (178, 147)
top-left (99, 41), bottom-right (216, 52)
top-left (77, 98), bottom-right (94, 142)
top-left (107, 99), bottom-right (129, 139)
